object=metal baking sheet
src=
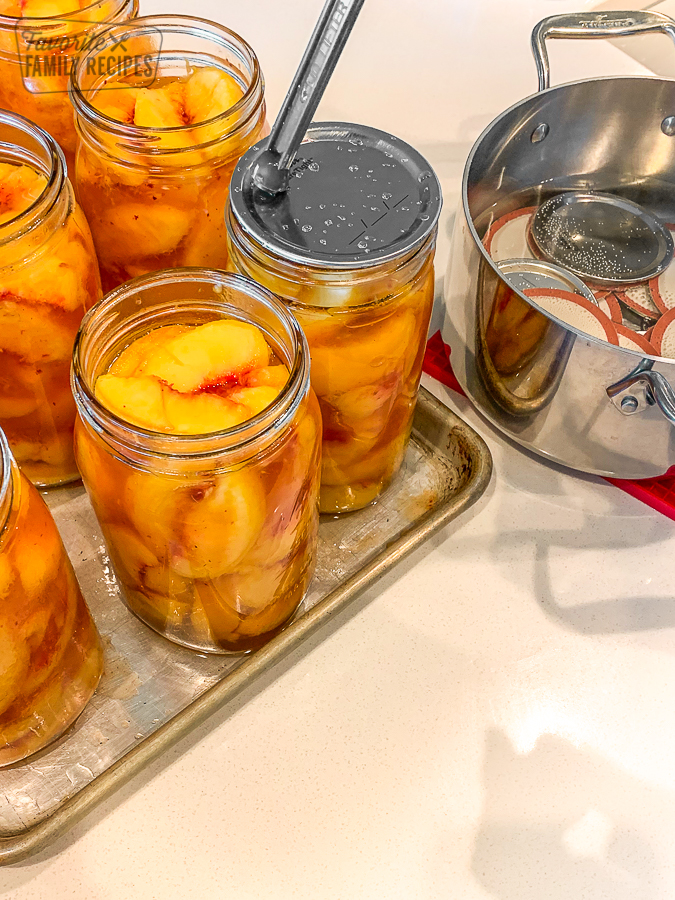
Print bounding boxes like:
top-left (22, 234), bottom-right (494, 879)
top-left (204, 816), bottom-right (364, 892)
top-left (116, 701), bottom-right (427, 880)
top-left (0, 386), bottom-right (492, 865)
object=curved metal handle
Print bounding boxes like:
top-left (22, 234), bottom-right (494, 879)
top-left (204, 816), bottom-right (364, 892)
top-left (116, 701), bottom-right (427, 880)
top-left (252, 0), bottom-right (365, 195)
top-left (532, 10), bottom-right (675, 91)
top-left (607, 359), bottom-right (675, 425)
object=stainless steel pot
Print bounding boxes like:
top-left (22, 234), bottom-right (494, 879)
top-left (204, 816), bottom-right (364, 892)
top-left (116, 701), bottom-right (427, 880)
top-left (443, 10), bottom-right (675, 478)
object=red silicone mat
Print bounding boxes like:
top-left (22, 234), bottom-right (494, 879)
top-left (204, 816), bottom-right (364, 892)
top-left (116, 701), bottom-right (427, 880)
top-left (422, 331), bottom-right (675, 521)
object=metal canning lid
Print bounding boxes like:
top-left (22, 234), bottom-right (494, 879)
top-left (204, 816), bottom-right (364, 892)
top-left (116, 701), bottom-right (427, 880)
top-left (497, 258), bottom-right (596, 303)
top-left (530, 192), bottom-right (674, 285)
top-left (228, 122), bottom-right (442, 270)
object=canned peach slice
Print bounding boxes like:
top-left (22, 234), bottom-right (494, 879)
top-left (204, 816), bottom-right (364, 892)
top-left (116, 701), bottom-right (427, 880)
top-left (94, 90), bottom-right (140, 126)
top-left (102, 524), bottom-right (160, 586)
top-left (0, 0), bottom-right (81, 14)
top-left (0, 624), bottom-right (30, 718)
top-left (91, 68), bottom-right (245, 156)
top-left (13, 495), bottom-right (63, 599)
top-left (124, 470), bottom-right (266, 579)
top-left (95, 68), bottom-right (244, 133)
top-left (242, 365), bottom-right (290, 389)
top-left (0, 302), bottom-right (76, 364)
top-left (161, 391), bottom-right (249, 434)
top-left (103, 203), bottom-right (194, 262)
top-left (308, 309), bottom-right (415, 397)
top-left (95, 320), bottom-right (286, 432)
top-left (0, 163), bottom-right (45, 224)
top-left (95, 375), bottom-right (170, 431)
top-left (137, 320), bottom-right (270, 392)
top-left (109, 324), bottom-right (190, 376)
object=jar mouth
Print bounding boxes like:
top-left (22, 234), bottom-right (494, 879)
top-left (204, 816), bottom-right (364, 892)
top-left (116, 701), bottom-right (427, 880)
top-left (0, 110), bottom-right (64, 246)
top-left (0, 0), bottom-right (135, 28)
top-left (72, 268), bottom-right (310, 463)
top-left (69, 14), bottom-right (263, 153)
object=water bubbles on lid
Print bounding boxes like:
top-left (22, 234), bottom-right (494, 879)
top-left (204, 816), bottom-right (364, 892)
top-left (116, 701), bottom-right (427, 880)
top-left (325, 219), bottom-right (333, 225)
top-left (421, 214), bottom-right (429, 221)
top-left (293, 218), bottom-right (299, 224)
top-left (357, 240), bottom-right (368, 248)
top-left (301, 224), bottom-right (312, 232)
top-left (419, 172), bottom-right (431, 182)
top-left (382, 192), bottom-right (392, 200)
top-left (348, 165), bottom-right (359, 172)
top-left (319, 203), bottom-right (326, 209)
top-left (349, 137), bottom-right (363, 145)
top-left (384, 152), bottom-right (393, 158)
top-left (320, 239), bottom-right (327, 245)
top-left (282, 224), bottom-right (289, 230)
top-left (308, 162), bottom-right (320, 172)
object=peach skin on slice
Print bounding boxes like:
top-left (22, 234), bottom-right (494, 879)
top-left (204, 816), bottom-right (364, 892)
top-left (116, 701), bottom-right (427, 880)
top-left (140, 319), bottom-right (270, 393)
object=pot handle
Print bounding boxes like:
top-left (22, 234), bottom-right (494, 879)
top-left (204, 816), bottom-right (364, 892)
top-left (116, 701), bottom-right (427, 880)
top-left (532, 10), bottom-right (675, 91)
top-left (607, 359), bottom-right (675, 424)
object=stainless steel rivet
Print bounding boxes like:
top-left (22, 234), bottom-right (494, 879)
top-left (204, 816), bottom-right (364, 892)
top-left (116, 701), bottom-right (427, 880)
top-left (662, 116), bottom-right (675, 136)
top-left (621, 395), bottom-right (639, 413)
top-left (531, 123), bottom-right (549, 144)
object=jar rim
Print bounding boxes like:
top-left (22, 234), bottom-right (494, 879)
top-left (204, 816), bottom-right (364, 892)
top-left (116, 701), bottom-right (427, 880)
top-left (0, 110), bottom-right (64, 246)
top-left (0, 0), bottom-right (134, 26)
top-left (0, 427), bottom-right (15, 540)
top-left (72, 268), bottom-right (310, 464)
top-left (227, 122), bottom-right (443, 271)
top-left (69, 14), bottom-right (263, 142)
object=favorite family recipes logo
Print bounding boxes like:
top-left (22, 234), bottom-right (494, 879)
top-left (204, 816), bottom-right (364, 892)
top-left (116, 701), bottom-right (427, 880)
top-left (14, 23), bottom-right (162, 93)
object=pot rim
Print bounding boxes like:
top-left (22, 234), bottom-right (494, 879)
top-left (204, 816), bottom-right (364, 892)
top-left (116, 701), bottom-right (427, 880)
top-left (461, 73), bottom-right (675, 365)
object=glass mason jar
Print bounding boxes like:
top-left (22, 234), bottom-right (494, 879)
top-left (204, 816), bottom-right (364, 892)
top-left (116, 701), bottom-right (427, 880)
top-left (0, 110), bottom-right (101, 487)
top-left (226, 123), bottom-right (442, 514)
top-left (70, 15), bottom-right (267, 293)
top-left (72, 269), bottom-right (322, 654)
top-left (0, 0), bottom-right (138, 175)
top-left (0, 427), bottom-right (103, 767)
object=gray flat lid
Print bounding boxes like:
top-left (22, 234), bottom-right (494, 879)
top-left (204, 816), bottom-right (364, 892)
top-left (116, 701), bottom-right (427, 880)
top-left (228, 122), bottom-right (442, 269)
top-left (530, 192), bottom-right (674, 285)
top-left (497, 257), bottom-right (596, 302)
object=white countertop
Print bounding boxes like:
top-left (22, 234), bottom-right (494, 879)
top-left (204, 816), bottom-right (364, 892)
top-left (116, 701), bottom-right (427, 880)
top-left (5, 1), bottom-right (675, 897)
